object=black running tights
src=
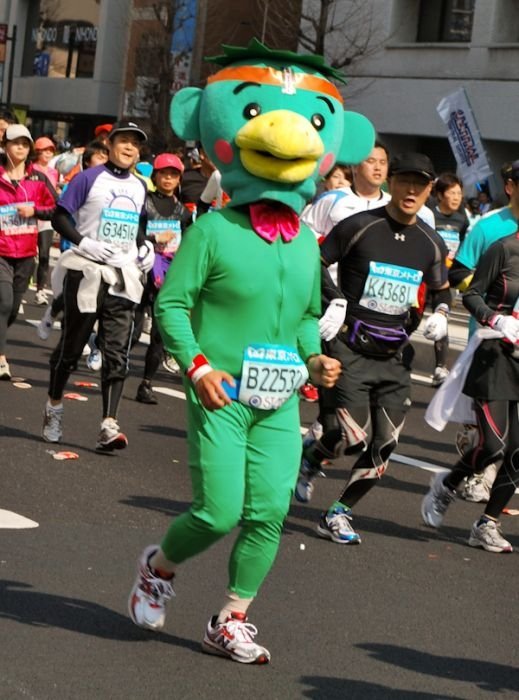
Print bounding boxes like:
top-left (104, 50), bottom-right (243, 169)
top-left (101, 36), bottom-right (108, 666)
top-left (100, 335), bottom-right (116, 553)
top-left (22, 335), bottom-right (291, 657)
top-left (444, 399), bottom-right (519, 520)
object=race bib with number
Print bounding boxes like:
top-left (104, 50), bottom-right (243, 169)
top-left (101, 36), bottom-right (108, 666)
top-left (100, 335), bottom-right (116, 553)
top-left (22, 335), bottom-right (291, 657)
top-left (98, 208), bottom-right (139, 251)
top-left (238, 344), bottom-right (309, 410)
top-left (0, 202), bottom-right (37, 236)
top-left (147, 219), bottom-right (181, 256)
top-left (437, 227), bottom-right (460, 262)
top-left (359, 261), bottom-right (423, 315)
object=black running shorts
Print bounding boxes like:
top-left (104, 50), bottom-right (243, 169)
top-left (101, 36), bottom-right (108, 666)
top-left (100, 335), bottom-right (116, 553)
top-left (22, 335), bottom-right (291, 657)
top-left (331, 338), bottom-right (412, 410)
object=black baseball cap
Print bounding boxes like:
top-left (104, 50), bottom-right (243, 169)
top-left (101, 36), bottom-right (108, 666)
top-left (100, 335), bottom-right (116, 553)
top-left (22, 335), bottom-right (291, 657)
top-left (108, 120), bottom-right (148, 142)
top-left (389, 152), bottom-right (435, 180)
top-left (508, 160), bottom-right (519, 181)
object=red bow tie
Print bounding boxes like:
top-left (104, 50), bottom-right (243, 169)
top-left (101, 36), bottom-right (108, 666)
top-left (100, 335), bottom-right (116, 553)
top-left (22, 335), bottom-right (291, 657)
top-left (249, 202), bottom-right (300, 243)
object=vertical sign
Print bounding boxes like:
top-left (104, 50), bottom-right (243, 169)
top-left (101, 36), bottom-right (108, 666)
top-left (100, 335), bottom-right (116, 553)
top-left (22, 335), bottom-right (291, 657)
top-left (436, 88), bottom-right (492, 186)
top-left (171, 0), bottom-right (197, 93)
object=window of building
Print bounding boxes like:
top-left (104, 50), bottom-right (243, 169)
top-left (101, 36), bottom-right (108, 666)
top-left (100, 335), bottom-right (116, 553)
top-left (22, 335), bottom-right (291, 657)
top-left (417, 0), bottom-right (475, 43)
top-left (21, 0), bottom-right (100, 78)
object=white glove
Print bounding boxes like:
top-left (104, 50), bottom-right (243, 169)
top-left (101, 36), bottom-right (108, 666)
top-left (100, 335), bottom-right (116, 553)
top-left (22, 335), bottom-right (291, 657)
top-left (319, 299), bottom-right (347, 341)
top-left (78, 236), bottom-right (115, 263)
top-left (423, 304), bottom-right (449, 341)
top-left (492, 315), bottom-right (519, 344)
top-left (137, 240), bottom-right (155, 274)
top-left (105, 247), bottom-right (138, 269)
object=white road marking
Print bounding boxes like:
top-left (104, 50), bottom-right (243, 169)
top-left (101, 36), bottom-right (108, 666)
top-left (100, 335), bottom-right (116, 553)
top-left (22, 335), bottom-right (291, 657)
top-left (411, 372), bottom-right (433, 385)
top-left (18, 341), bottom-right (517, 491)
top-left (26, 319), bottom-right (151, 345)
top-left (152, 385), bottom-right (450, 476)
top-left (154, 386), bottom-right (186, 401)
top-left (0, 510), bottom-right (39, 529)
top-left (388, 453), bottom-right (448, 474)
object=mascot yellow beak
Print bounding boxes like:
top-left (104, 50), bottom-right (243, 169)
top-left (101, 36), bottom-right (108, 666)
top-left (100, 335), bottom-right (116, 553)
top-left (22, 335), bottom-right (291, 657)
top-left (235, 110), bottom-right (324, 183)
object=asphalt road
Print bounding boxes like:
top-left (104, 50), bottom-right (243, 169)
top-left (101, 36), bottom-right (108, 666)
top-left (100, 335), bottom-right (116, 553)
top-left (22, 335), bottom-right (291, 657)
top-left (1, 293), bottom-right (518, 700)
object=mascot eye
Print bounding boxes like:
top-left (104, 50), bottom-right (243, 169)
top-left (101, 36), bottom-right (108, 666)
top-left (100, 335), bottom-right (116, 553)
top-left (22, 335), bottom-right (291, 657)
top-left (243, 103), bottom-right (261, 119)
top-left (311, 113), bottom-right (325, 131)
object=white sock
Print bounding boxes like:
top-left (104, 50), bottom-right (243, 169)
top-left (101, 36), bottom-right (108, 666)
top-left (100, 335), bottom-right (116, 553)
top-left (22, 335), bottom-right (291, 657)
top-left (149, 548), bottom-right (176, 578)
top-left (47, 399), bottom-right (63, 410)
top-left (217, 591), bottom-right (254, 623)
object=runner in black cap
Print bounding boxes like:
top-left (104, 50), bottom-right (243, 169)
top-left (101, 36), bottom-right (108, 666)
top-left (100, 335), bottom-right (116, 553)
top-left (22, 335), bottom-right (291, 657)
top-left (297, 152), bottom-right (452, 544)
top-left (42, 119), bottom-right (154, 451)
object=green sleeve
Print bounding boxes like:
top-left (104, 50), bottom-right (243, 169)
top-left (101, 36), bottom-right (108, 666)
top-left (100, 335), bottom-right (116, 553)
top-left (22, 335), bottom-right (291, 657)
top-left (297, 242), bottom-right (322, 361)
top-left (154, 224), bottom-right (211, 371)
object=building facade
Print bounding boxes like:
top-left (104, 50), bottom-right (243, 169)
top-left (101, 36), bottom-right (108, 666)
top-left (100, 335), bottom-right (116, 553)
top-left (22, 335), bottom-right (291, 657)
top-left (3, 0), bottom-right (516, 195)
top-left (1, 0), bottom-right (301, 148)
top-left (341, 0), bottom-right (519, 197)
top-left (2, 0), bottom-right (132, 143)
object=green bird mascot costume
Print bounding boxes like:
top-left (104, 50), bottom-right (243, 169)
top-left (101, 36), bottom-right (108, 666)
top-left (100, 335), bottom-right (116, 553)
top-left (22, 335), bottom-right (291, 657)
top-left (128, 39), bottom-right (374, 664)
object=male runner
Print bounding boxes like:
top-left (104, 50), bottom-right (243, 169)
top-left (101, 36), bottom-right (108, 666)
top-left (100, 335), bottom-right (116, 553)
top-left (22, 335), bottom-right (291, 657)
top-left (42, 121), bottom-right (154, 451)
top-left (302, 141), bottom-right (390, 241)
top-left (299, 152), bottom-right (451, 544)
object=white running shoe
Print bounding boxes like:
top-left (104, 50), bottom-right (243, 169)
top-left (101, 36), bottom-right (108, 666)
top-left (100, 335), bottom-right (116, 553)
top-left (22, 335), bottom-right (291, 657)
top-left (421, 472), bottom-right (456, 528)
top-left (128, 545), bottom-right (175, 630)
top-left (317, 503), bottom-right (361, 544)
top-left (162, 354), bottom-right (180, 374)
top-left (202, 613), bottom-right (271, 664)
top-left (95, 417), bottom-right (128, 452)
top-left (432, 365), bottom-right (449, 387)
top-left (37, 306), bottom-right (54, 341)
top-left (35, 289), bottom-right (48, 305)
top-left (460, 474), bottom-right (490, 503)
top-left (86, 333), bottom-right (102, 371)
top-left (42, 403), bottom-right (64, 443)
top-left (468, 519), bottom-right (513, 553)
top-left (461, 462), bottom-right (498, 503)
top-left (0, 359), bottom-right (11, 381)
top-left (294, 455), bottom-right (326, 503)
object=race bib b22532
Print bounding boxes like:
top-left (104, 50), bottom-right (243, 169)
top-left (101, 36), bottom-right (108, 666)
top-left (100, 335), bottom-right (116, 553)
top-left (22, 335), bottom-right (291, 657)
top-left (238, 344), bottom-right (308, 410)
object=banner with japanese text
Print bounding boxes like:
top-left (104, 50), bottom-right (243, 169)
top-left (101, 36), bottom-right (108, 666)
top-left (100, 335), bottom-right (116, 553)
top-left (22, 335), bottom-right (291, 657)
top-left (436, 88), bottom-right (492, 186)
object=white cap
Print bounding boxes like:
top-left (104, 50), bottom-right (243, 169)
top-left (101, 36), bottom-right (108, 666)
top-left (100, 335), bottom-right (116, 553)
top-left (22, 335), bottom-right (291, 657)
top-left (5, 124), bottom-right (33, 142)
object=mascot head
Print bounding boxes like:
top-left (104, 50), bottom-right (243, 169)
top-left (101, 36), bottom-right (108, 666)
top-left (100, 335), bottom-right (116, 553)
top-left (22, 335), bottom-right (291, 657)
top-left (170, 39), bottom-right (375, 214)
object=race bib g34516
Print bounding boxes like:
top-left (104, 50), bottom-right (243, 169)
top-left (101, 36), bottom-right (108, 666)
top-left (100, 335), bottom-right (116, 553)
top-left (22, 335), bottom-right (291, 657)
top-left (238, 344), bottom-right (308, 410)
top-left (98, 208), bottom-right (139, 251)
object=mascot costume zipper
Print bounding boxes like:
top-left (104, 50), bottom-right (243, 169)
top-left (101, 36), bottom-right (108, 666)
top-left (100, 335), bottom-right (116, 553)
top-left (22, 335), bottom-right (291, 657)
top-left (128, 39), bottom-right (375, 665)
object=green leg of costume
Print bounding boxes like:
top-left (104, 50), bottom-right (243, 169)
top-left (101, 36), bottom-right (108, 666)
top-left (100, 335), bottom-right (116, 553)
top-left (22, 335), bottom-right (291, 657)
top-left (160, 387), bottom-right (302, 598)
